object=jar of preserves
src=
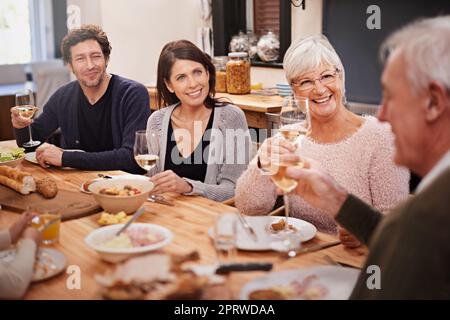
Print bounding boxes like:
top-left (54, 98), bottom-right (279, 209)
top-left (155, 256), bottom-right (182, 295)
top-left (226, 52), bottom-right (251, 94)
top-left (213, 56), bottom-right (228, 93)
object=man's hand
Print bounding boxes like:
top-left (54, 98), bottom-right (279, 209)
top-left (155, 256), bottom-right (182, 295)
top-left (150, 170), bottom-right (193, 194)
top-left (10, 106), bottom-right (32, 129)
top-left (36, 143), bottom-right (63, 168)
top-left (338, 227), bottom-right (361, 248)
top-left (285, 157), bottom-right (348, 218)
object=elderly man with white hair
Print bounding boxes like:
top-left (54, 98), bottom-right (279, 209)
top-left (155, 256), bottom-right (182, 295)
top-left (286, 16), bottom-right (450, 299)
top-left (235, 34), bottom-right (409, 247)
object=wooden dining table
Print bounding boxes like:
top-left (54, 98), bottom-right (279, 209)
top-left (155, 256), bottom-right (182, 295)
top-left (0, 140), bottom-right (367, 300)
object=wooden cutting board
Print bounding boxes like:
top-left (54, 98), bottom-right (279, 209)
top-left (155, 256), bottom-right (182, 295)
top-left (0, 185), bottom-right (101, 221)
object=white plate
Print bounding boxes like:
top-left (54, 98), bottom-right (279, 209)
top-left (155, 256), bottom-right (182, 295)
top-left (208, 216), bottom-right (317, 251)
top-left (80, 174), bottom-right (148, 194)
top-left (0, 247), bottom-right (66, 282)
top-left (240, 266), bottom-right (360, 300)
top-left (24, 152), bottom-right (38, 164)
top-left (84, 223), bottom-right (173, 263)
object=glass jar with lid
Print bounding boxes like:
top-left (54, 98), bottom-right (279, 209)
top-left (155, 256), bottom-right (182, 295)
top-left (257, 31), bottom-right (280, 62)
top-left (226, 52), bottom-right (251, 94)
top-left (213, 56), bottom-right (228, 93)
top-left (229, 31), bottom-right (250, 53)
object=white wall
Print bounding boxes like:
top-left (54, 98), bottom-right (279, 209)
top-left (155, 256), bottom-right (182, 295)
top-left (66, 0), bottom-right (102, 26)
top-left (291, 0), bottom-right (323, 42)
top-left (100, 0), bottom-right (207, 86)
top-left (65, 0), bottom-right (323, 88)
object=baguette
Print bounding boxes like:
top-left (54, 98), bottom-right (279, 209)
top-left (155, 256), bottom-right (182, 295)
top-left (0, 166), bottom-right (36, 195)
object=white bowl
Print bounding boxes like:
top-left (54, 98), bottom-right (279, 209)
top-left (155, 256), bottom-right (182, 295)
top-left (84, 223), bottom-right (173, 263)
top-left (88, 178), bottom-right (154, 214)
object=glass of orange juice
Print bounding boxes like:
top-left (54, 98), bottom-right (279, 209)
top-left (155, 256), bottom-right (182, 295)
top-left (29, 204), bottom-right (62, 245)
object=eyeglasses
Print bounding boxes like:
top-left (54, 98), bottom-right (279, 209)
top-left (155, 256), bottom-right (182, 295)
top-left (291, 69), bottom-right (340, 91)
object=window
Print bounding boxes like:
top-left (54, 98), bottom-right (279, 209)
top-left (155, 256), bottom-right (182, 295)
top-left (212, 0), bottom-right (290, 68)
top-left (253, 0), bottom-right (280, 36)
top-left (0, 0), bottom-right (32, 64)
top-left (0, 0), bottom-right (59, 66)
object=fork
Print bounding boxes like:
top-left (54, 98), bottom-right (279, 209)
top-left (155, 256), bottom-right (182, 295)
top-left (236, 211), bottom-right (258, 241)
top-left (148, 194), bottom-right (174, 206)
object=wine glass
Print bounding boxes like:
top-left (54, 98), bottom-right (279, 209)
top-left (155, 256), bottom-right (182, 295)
top-left (133, 130), bottom-right (159, 175)
top-left (15, 89), bottom-right (40, 148)
top-left (265, 97), bottom-right (311, 237)
top-left (279, 96), bottom-right (310, 142)
top-left (213, 213), bottom-right (237, 265)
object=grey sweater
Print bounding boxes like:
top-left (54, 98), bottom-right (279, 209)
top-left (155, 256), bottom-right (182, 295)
top-left (146, 103), bottom-right (253, 202)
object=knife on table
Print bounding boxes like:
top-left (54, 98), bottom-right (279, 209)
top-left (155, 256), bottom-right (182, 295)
top-left (294, 240), bottom-right (341, 255)
top-left (215, 262), bottom-right (273, 274)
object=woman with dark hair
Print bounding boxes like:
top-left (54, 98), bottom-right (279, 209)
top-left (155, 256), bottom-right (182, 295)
top-left (146, 40), bottom-right (251, 201)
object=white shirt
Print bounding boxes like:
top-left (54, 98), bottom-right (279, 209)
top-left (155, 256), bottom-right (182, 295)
top-left (416, 148), bottom-right (450, 193)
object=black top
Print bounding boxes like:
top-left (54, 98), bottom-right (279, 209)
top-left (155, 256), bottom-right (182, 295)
top-left (77, 76), bottom-right (114, 152)
top-left (164, 110), bottom-right (214, 182)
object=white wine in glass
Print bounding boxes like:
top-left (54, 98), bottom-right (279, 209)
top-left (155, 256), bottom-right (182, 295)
top-left (275, 97), bottom-right (311, 233)
top-left (15, 89), bottom-right (40, 148)
top-left (134, 130), bottom-right (159, 173)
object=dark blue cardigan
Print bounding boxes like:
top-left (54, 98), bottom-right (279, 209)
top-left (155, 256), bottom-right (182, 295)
top-left (14, 75), bottom-right (150, 174)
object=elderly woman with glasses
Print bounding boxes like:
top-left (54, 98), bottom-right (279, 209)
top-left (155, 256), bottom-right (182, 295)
top-left (234, 35), bottom-right (410, 247)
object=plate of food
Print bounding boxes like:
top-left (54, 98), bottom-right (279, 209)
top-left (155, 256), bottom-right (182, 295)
top-left (208, 216), bottom-right (317, 251)
top-left (0, 147), bottom-right (25, 167)
top-left (85, 223), bottom-right (173, 263)
top-left (240, 266), bottom-right (360, 300)
top-left (0, 247), bottom-right (66, 282)
top-left (80, 174), bottom-right (148, 194)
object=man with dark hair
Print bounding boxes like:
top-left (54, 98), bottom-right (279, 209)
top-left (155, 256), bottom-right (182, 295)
top-left (11, 24), bottom-right (150, 173)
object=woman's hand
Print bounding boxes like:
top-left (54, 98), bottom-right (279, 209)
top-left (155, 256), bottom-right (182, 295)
top-left (149, 170), bottom-right (193, 194)
top-left (339, 227), bottom-right (361, 249)
top-left (257, 136), bottom-right (297, 171)
top-left (9, 211), bottom-right (37, 244)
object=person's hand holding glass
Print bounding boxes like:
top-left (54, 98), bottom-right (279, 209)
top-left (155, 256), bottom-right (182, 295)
top-left (259, 97), bottom-right (311, 241)
top-left (133, 130), bottom-right (159, 175)
top-left (13, 89), bottom-right (40, 148)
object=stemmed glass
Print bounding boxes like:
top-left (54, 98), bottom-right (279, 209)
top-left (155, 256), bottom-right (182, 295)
top-left (15, 89), bottom-right (40, 148)
top-left (133, 130), bottom-right (159, 175)
top-left (264, 97), bottom-right (310, 238)
top-left (213, 213), bottom-right (237, 265)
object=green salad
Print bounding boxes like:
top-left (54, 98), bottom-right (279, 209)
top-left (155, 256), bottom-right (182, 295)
top-left (0, 147), bottom-right (25, 162)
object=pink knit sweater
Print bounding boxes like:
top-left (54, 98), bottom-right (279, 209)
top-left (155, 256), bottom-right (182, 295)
top-left (235, 116), bottom-right (410, 234)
